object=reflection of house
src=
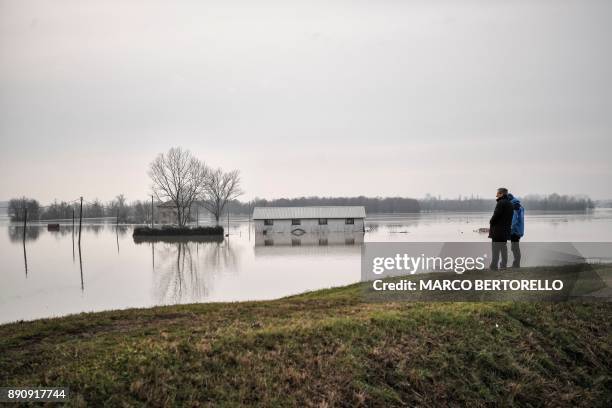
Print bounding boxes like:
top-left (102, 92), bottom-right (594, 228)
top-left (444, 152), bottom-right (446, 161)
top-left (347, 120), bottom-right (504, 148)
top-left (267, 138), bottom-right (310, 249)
top-left (255, 231), bottom-right (364, 247)
top-left (252, 206), bottom-right (366, 233)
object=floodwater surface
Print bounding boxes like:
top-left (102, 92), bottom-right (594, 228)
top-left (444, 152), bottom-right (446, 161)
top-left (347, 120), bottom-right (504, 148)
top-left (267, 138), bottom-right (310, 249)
top-left (1, 210), bottom-right (611, 324)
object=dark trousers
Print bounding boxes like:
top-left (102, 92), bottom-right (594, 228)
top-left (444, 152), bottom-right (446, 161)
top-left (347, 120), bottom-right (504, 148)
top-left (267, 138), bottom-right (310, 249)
top-left (490, 241), bottom-right (508, 270)
top-left (510, 234), bottom-right (521, 268)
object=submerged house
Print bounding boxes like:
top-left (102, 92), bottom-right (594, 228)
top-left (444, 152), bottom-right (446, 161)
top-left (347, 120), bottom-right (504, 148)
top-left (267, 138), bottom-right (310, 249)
top-left (157, 201), bottom-right (179, 224)
top-left (156, 201), bottom-right (196, 225)
top-left (252, 206), bottom-right (366, 233)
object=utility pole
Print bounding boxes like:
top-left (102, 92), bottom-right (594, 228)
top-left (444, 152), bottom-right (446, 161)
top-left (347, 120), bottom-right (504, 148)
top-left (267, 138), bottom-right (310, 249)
top-left (78, 197), bottom-right (83, 245)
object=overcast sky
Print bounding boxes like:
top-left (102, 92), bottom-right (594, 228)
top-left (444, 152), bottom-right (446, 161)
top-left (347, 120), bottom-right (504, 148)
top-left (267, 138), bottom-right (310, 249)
top-left (1, 0), bottom-right (611, 203)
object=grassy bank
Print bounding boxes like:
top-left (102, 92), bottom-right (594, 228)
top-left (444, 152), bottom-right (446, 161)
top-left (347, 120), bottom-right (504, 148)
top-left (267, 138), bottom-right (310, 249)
top-left (1, 265), bottom-right (611, 407)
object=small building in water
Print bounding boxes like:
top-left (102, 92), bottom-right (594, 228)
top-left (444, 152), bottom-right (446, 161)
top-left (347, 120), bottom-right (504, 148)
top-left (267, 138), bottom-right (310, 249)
top-left (156, 201), bottom-right (200, 225)
top-left (252, 206), bottom-right (366, 233)
top-left (156, 201), bottom-right (179, 224)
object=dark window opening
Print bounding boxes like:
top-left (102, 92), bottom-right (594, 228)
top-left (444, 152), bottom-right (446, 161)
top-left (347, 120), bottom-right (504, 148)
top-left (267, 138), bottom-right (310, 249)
top-left (318, 218), bottom-right (328, 225)
top-left (318, 238), bottom-right (328, 246)
top-left (264, 219), bottom-right (273, 226)
top-left (292, 238), bottom-right (301, 246)
top-left (264, 239), bottom-right (274, 246)
top-left (345, 218), bottom-right (355, 225)
top-left (291, 219), bottom-right (301, 225)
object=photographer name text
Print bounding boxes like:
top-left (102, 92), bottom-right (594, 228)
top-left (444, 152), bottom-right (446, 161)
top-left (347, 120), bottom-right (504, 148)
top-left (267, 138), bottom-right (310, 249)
top-left (373, 279), bottom-right (564, 292)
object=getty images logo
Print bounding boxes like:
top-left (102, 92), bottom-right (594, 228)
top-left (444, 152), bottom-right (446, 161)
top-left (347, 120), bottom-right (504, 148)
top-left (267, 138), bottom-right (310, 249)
top-left (372, 253), bottom-right (487, 275)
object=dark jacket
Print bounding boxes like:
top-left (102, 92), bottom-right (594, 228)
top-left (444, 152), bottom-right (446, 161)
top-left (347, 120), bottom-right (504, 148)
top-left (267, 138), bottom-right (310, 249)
top-left (489, 195), bottom-right (514, 241)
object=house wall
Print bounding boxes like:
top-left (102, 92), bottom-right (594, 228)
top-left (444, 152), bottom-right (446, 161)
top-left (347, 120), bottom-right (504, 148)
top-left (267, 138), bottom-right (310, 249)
top-left (156, 207), bottom-right (199, 225)
top-left (254, 218), bottom-right (365, 233)
top-left (157, 208), bottom-right (178, 224)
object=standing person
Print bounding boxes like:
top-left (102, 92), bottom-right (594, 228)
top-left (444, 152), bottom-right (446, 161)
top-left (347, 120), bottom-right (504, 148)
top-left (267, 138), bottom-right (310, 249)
top-left (488, 187), bottom-right (514, 270)
top-left (510, 196), bottom-right (525, 268)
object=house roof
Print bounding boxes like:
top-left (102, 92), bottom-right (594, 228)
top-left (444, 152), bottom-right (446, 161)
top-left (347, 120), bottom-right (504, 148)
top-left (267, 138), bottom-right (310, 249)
top-left (252, 206), bottom-right (366, 220)
top-left (157, 201), bottom-right (177, 208)
top-left (157, 201), bottom-right (196, 209)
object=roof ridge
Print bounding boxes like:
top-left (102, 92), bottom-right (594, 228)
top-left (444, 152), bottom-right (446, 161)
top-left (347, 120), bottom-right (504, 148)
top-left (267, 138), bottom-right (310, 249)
top-left (252, 205), bottom-right (365, 208)
top-left (252, 206), bottom-right (366, 220)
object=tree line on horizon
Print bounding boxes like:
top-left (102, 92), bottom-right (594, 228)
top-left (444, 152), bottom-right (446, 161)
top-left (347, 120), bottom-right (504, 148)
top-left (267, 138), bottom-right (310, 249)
top-left (226, 196), bottom-right (422, 214)
top-left (6, 193), bottom-right (595, 223)
top-left (418, 193), bottom-right (595, 212)
top-left (226, 193), bottom-right (594, 214)
top-left (6, 195), bottom-right (153, 223)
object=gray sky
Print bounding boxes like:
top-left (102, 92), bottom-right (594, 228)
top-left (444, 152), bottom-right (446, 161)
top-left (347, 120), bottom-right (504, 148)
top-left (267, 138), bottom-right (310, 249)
top-left (1, 0), bottom-right (611, 202)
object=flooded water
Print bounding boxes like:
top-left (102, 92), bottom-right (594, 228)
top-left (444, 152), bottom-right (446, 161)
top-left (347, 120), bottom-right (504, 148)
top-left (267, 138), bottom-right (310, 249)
top-left (1, 209), bottom-right (611, 324)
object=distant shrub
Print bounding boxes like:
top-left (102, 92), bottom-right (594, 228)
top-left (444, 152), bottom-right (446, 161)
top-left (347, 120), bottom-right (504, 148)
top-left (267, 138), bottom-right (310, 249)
top-left (133, 225), bottom-right (224, 236)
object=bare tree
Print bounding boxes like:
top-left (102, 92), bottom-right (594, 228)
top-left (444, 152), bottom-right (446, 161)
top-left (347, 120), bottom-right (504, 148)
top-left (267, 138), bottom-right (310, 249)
top-left (8, 197), bottom-right (40, 222)
top-left (107, 194), bottom-right (129, 222)
top-left (149, 147), bottom-right (209, 227)
top-left (200, 168), bottom-right (243, 225)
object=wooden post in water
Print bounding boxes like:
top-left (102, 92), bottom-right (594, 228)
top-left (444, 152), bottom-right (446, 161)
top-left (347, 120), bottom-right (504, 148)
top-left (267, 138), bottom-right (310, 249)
top-left (78, 241), bottom-right (84, 291)
top-left (72, 208), bottom-right (75, 230)
top-left (22, 206), bottom-right (28, 276)
top-left (151, 195), bottom-right (154, 228)
top-left (227, 207), bottom-right (230, 236)
top-left (116, 210), bottom-right (120, 253)
top-left (22, 206), bottom-right (27, 242)
top-left (78, 197), bottom-right (83, 245)
top-left (23, 236), bottom-right (28, 276)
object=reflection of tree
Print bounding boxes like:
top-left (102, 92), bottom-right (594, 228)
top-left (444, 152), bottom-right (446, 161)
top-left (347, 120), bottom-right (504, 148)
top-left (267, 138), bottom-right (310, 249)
top-left (53, 227), bottom-right (74, 237)
top-left (43, 223), bottom-right (118, 237)
top-left (8, 226), bottom-right (41, 242)
top-left (115, 225), bottom-right (129, 236)
top-left (84, 224), bottom-right (104, 235)
top-left (153, 240), bottom-right (240, 304)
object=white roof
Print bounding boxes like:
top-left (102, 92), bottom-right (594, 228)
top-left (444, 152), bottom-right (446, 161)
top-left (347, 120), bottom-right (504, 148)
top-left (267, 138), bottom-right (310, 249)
top-left (252, 206), bottom-right (366, 220)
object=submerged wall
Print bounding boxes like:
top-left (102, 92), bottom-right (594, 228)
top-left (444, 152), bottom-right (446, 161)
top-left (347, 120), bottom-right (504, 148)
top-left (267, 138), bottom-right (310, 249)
top-left (254, 218), bottom-right (365, 233)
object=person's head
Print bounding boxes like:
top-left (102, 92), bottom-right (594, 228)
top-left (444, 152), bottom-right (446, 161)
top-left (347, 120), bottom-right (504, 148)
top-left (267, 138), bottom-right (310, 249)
top-left (496, 187), bottom-right (508, 199)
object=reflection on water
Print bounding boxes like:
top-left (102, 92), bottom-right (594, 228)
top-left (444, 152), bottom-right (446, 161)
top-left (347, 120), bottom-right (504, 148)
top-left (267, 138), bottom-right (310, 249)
top-left (1, 209), bottom-right (612, 323)
top-left (8, 226), bottom-right (41, 242)
top-left (150, 239), bottom-right (240, 304)
top-left (78, 242), bottom-right (84, 291)
top-left (255, 232), bottom-right (363, 246)
top-left (8, 224), bottom-right (110, 242)
top-left (22, 236), bottom-right (28, 276)
top-left (254, 232), bottom-right (364, 257)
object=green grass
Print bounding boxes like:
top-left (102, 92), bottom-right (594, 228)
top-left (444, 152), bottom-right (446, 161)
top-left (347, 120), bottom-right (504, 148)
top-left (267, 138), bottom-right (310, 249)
top-left (1, 265), bottom-right (611, 407)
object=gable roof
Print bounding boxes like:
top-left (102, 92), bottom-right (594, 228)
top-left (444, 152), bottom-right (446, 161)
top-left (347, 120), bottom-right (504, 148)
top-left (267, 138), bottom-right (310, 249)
top-left (157, 201), bottom-right (177, 208)
top-left (252, 206), bottom-right (366, 220)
